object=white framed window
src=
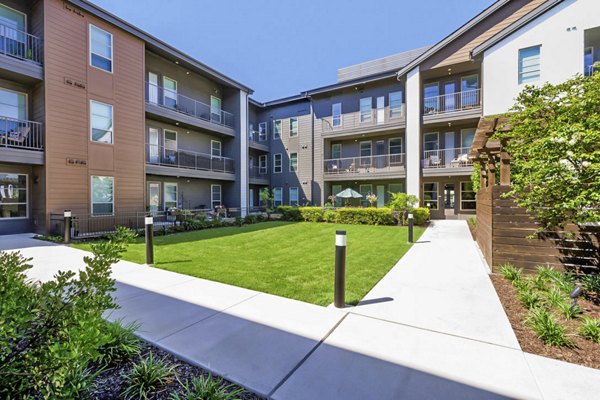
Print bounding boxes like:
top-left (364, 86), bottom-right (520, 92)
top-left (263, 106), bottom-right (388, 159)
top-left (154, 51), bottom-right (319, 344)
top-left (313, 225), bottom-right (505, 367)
top-left (359, 141), bottom-right (371, 166)
top-left (331, 143), bottom-right (342, 159)
top-left (289, 187), bottom-right (299, 206)
top-left (389, 138), bottom-right (403, 165)
top-left (460, 181), bottom-right (476, 210)
top-left (211, 140), bottom-right (222, 157)
top-left (163, 130), bottom-right (177, 163)
top-left (258, 122), bottom-right (267, 141)
top-left (289, 152), bottom-right (298, 172)
top-left (91, 175), bottom-right (114, 215)
top-left (389, 183), bottom-right (403, 194)
top-left (90, 100), bottom-right (113, 144)
top-left (273, 119), bottom-right (282, 139)
top-left (211, 96), bottom-right (222, 123)
top-left (423, 132), bottom-right (439, 151)
top-left (0, 173), bottom-right (27, 219)
top-left (332, 103), bottom-right (342, 127)
top-left (519, 46), bottom-right (541, 84)
top-left (148, 182), bottom-right (160, 212)
top-left (164, 182), bottom-right (177, 209)
top-left (148, 72), bottom-right (159, 104)
top-left (389, 91), bottom-right (403, 118)
top-left (359, 97), bottom-right (371, 123)
top-left (211, 184), bottom-right (222, 208)
top-left (259, 154), bottom-right (267, 174)
top-left (289, 117), bottom-right (298, 137)
top-left (331, 184), bottom-right (342, 207)
top-left (273, 187), bottom-right (283, 207)
top-left (0, 87), bottom-right (27, 120)
top-left (461, 128), bottom-right (476, 149)
top-left (89, 24), bottom-right (113, 72)
top-left (359, 184), bottom-right (372, 207)
top-left (423, 182), bottom-right (438, 210)
top-left (273, 153), bottom-right (282, 173)
top-left (163, 76), bottom-right (177, 108)
top-left (423, 82), bottom-right (440, 113)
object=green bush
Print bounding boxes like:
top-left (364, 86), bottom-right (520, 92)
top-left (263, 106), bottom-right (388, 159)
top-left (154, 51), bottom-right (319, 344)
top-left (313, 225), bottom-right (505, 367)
top-left (98, 319), bottom-right (142, 366)
top-left (499, 264), bottom-right (522, 283)
top-left (556, 301), bottom-right (583, 320)
top-left (171, 374), bottom-right (243, 400)
top-left (299, 207), bottom-right (324, 222)
top-left (323, 210), bottom-right (337, 223)
top-left (122, 352), bottom-right (177, 400)
top-left (0, 227), bottom-right (134, 399)
top-left (412, 207), bottom-right (430, 225)
top-left (277, 206), bottom-right (302, 221)
top-left (335, 208), bottom-right (394, 226)
top-left (579, 317), bottom-right (600, 344)
top-left (518, 286), bottom-right (541, 310)
top-left (580, 274), bottom-right (600, 297)
top-left (526, 307), bottom-right (574, 347)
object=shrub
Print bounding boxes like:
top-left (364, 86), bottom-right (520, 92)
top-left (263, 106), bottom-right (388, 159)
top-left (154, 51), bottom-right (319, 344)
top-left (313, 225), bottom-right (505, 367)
top-left (545, 287), bottom-right (566, 308)
top-left (335, 208), bottom-right (394, 226)
top-left (234, 217), bottom-right (244, 227)
top-left (499, 264), bottom-right (522, 283)
top-left (171, 374), bottom-right (243, 400)
top-left (323, 210), bottom-right (337, 223)
top-left (277, 206), bottom-right (302, 221)
top-left (518, 286), bottom-right (541, 310)
top-left (412, 207), bottom-right (430, 225)
top-left (556, 301), bottom-right (583, 320)
top-left (98, 319), bottom-right (142, 366)
top-left (0, 227), bottom-right (134, 399)
top-left (122, 353), bottom-right (177, 400)
top-left (527, 307), bottom-right (574, 347)
top-left (243, 214), bottom-right (258, 224)
top-left (386, 193), bottom-right (418, 221)
top-left (299, 207), bottom-right (324, 222)
top-left (579, 317), bottom-right (600, 344)
top-left (580, 274), bottom-right (600, 297)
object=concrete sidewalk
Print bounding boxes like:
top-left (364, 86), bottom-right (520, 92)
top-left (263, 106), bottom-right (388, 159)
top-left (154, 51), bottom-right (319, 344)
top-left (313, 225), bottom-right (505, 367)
top-left (2, 222), bottom-right (600, 399)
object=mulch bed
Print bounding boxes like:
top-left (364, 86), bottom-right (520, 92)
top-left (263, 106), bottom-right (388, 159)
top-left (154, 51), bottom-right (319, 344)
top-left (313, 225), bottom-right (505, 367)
top-left (490, 274), bottom-right (600, 370)
top-left (86, 343), bottom-right (264, 400)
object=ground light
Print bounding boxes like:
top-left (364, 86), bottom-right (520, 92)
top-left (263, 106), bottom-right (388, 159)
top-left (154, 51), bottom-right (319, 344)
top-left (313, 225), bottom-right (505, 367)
top-left (569, 285), bottom-right (583, 310)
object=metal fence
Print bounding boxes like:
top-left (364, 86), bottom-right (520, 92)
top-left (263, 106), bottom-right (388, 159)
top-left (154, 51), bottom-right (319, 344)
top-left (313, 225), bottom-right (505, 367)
top-left (0, 23), bottom-right (43, 65)
top-left (423, 89), bottom-right (481, 115)
top-left (0, 117), bottom-right (43, 151)
top-left (422, 147), bottom-right (473, 169)
top-left (146, 143), bottom-right (235, 173)
top-left (323, 153), bottom-right (405, 176)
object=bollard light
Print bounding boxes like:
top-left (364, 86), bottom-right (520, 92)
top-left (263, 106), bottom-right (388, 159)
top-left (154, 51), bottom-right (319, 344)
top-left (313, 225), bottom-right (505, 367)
top-left (145, 216), bottom-right (154, 265)
top-left (63, 210), bottom-right (72, 244)
top-left (407, 213), bottom-right (414, 243)
top-left (334, 230), bottom-right (347, 308)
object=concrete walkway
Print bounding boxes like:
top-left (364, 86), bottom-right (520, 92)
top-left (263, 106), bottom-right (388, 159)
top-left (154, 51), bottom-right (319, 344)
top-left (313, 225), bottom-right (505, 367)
top-left (2, 221), bottom-right (600, 399)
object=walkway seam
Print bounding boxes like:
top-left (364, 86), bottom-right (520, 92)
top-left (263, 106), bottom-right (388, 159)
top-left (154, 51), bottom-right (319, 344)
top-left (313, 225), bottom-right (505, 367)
top-left (267, 312), bottom-right (350, 399)
top-left (115, 276), bottom-right (197, 303)
top-left (521, 353), bottom-right (547, 400)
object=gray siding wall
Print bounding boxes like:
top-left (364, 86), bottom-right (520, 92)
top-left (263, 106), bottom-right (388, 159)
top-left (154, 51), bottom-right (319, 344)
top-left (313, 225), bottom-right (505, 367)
top-left (146, 175), bottom-right (233, 210)
top-left (324, 133), bottom-right (406, 159)
top-left (324, 179), bottom-right (406, 206)
top-left (421, 122), bottom-right (478, 151)
top-left (222, 89), bottom-right (243, 208)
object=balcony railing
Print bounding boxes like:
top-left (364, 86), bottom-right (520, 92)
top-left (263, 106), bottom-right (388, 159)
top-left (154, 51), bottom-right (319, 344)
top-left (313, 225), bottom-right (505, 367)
top-left (249, 167), bottom-right (268, 179)
top-left (0, 117), bottom-right (43, 151)
top-left (146, 143), bottom-right (234, 173)
top-left (321, 105), bottom-right (406, 134)
top-left (145, 82), bottom-right (234, 128)
top-left (422, 147), bottom-right (473, 169)
top-left (423, 89), bottom-right (481, 115)
top-left (248, 130), bottom-right (268, 144)
top-left (0, 23), bottom-right (42, 65)
top-left (585, 64), bottom-right (599, 77)
top-left (324, 153), bottom-right (405, 176)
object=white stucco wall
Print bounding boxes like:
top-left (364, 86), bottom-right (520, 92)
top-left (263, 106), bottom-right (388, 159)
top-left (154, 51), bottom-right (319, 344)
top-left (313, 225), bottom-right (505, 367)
top-left (483, 0), bottom-right (600, 116)
top-left (405, 66), bottom-right (421, 199)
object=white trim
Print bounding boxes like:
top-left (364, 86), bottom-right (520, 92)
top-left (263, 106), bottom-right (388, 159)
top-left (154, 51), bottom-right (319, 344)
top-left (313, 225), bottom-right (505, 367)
top-left (0, 86), bottom-right (28, 119)
top-left (331, 143), bottom-right (342, 159)
top-left (91, 175), bottom-right (115, 216)
top-left (211, 139), bottom-right (222, 158)
top-left (289, 187), bottom-right (299, 206)
top-left (147, 181), bottom-right (161, 212)
top-left (359, 97), bottom-right (372, 123)
top-left (332, 102), bottom-right (342, 127)
top-left (89, 24), bottom-right (113, 73)
top-left (211, 184), bottom-right (222, 207)
top-left (90, 99), bottom-right (114, 144)
top-left (518, 45), bottom-right (541, 85)
top-left (423, 131), bottom-right (439, 150)
top-left (163, 129), bottom-right (177, 160)
top-left (273, 153), bottom-right (282, 173)
top-left (0, 172), bottom-right (28, 219)
top-left (0, 3), bottom-right (27, 32)
top-left (273, 119), bottom-right (282, 139)
top-left (258, 122), bottom-right (267, 141)
top-left (289, 152), bottom-right (298, 172)
top-left (210, 95), bottom-right (222, 123)
top-left (460, 128), bottom-right (476, 149)
top-left (289, 117), bottom-right (298, 137)
top-left (163, 182), bottom-right (178, 209)
top-left (163, 76), bottom-right (178, 105)
top-left (273, 187), bottom-right (283, 207)
top-left (389, 91), bottom-right (403, 118)
top-left (389, 137), bottom-right (402, 154)
top-left (259, 154), bottom-right (267, 174)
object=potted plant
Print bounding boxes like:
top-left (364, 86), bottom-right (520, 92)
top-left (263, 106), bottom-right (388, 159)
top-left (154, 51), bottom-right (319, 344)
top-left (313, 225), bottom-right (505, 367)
top-left (366, 193), bottom-right (378, 208)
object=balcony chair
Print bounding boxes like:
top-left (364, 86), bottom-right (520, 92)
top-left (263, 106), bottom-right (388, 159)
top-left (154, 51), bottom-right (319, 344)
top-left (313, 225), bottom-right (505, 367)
top-left (347, 162), bottom-right (357, 173)
top-left (2, 126), bottom-right (30, 146)
top-left (328, 163), bottom-right (339, 174)
top-left (429, 155), bottom-right (441, 168)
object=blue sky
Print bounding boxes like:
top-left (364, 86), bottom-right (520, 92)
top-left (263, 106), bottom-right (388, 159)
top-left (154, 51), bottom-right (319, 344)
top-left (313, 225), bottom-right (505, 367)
top-left (91, 0), bottom-right (494, 102)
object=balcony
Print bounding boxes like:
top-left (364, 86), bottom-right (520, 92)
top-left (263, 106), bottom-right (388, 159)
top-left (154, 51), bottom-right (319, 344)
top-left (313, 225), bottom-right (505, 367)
top-left (145, 82), bottom-right (235, 136)
top-left (585, 64), bottom-right (599, 77)
top-left (0, 117), bottom-right (43, 165)
top-left (422, 147), bottom-right (473, 176)
top-left (249, 166), bottom-right (269, 184)
top-left (248, 130), bottom-right (269, 151)
top-left (422, 89), bottom-right (481, 123)
top-left (145, 143), bottom-right (235, 181)
top-left (323, 154), bottom-right (406, 181)
top-left (0, 24), bottom-right (43, 81)
top-left (320, 105), bottom-right (406, 137)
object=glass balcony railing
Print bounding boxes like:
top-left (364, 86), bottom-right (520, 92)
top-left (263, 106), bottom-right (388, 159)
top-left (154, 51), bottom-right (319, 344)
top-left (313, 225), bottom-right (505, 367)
top-left (323, 153), bottom-right (405, 176)
top-left (146, 143), bottom-right (234, 174)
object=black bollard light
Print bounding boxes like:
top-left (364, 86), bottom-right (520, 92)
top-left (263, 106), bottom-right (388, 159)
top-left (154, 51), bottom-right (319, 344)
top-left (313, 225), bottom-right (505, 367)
top-left (408, 212), bottom-right (414, 243)
top-left (334, 230), bottom-right (346, 308)
top-left (63, 210), bottom-right (72, 244)
top-left (145, 216), bottom-right (154, 265)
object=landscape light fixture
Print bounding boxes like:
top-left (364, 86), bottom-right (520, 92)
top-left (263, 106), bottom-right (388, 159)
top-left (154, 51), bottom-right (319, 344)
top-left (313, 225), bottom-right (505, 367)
top-left (569, 285), bottom-right (582, 310)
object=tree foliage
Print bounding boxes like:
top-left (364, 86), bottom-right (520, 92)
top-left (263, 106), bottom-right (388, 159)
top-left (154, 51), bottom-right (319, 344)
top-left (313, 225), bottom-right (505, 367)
top-left (493, 73), bottom-right (600, 229)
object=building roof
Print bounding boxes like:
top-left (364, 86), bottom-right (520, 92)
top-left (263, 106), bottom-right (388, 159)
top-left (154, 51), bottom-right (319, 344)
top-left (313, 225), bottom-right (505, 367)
top-left (471, 0), bottom-right (563, 57)
top-left (67, 0), bottom-right (253, 93)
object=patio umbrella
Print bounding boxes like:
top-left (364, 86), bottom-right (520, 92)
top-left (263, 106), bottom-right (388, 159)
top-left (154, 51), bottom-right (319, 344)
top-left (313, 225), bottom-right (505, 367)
top-left (336, 188), bottom-right (363, 198)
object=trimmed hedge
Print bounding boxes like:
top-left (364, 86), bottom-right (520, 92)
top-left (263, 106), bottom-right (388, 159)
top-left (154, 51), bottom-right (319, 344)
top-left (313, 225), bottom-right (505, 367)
top-left (323, 210), bottom-right (337, 223)
top-left (299, 207), bottom-right (324, 222)
top-left (277, 206), bottom-right (302, 221)
top-left (276, 206), bottom-right (426, 226)
top-left (335, 208), bottom-right (395, 225)
top-left (412, 207), bottom-right (430, 225)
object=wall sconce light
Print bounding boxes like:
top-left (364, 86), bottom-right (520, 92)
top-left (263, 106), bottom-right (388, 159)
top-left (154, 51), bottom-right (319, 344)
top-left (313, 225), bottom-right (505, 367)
top-left (33, 176), bottom-right (39, 184)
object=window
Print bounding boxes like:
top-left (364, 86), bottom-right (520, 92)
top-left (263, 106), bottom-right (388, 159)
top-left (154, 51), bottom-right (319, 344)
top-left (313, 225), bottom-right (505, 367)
top-left (211, 184), bottom-right (222, 208)
top-left (461, 128), bottom-right (476, 149)
top-left (163, 77), bottom-right (177, 108)
top-left (91, 176), bottom-right (114, 215)
top-left (461, 74), bottom-right (479, 92)
top-left (289, 117), bottom-right (298, 137)
top-left (460, 182), bottom-right (476, 210)
top-left (332, 103), bottom-right (342, 127)
top-left (211, 96), bottom-right (222, 123)
top-left (423, 132), bottom-right (439, 151)
top-left (584, 46), bottom-right (594, 76)
top-left (389, 91), bottom-right (403, 118)
top-left (461, 75), bottom-right (479, 108)
top-left (211, 140), bottom-right (221, 158)
top-left (519, 46), bottom-right (541, 84)
top-left (90, 100), bottom-right (113, 144)
top-left (289, 187), bottom-right (299, 206)
top-left (359, 184), bottom-right (372, 207)
top-left (0, 173), bottom-right (27, 218)
top-left (273, 153), bottom-right (282, 173)
top-left (359, 97), bottom-right (371, 123)
top-left (0, 87), bottom-right (26, 120)
top-left (331, 143), bottom-right (342, 159)
top-left (164, 182), bottom-right (177, 209)
top-left (289, 152), bottom-right (298, 172)
top-left (331, 184), bottom-right (342, 207)
top-left (259, 154), bottom-right (267, 174)
top-left (389, 183), bottom-right (403, 194)
top-left (148, 127), bottom-right (159, 164)
top-left (0, 4), bottom-right (26, 32)
top-left (148, 182), bottom-right (160, 212)
top-left (423, 183), bottom-right (438, 210)
top-left (360, 141), bottom-right (371, 166)
top-left (273, 119), bottom-right (282, 139)
top-left (258, 122), bottom-right (267, 141)
top-left (90, 24), bottom-right (113, 72)
top-left (389, 138), bottom-right (403, 165)
top-left (148, 72), bottom-right (159, 104)
top-left (273, 187), bottom-right (283, 207)
top-left (164, 130), bottom-right (177, 163)
top-left (423, 82), bottom-right (439, 113)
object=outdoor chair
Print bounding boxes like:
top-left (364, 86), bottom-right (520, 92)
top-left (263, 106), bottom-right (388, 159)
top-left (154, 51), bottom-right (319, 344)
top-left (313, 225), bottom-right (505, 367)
top-left (328, 163), bottom-right (339, 174)
top-left (429, 155), bottom-right (441, 167)
top-left (2, 126), bottom-right (30, 146)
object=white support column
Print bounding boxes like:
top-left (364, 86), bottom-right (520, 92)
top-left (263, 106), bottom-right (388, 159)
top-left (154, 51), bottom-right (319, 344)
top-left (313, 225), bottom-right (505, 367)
top-left (239, 90), bottom-right (248, 217)
top-left (405, 66), bottom-right (421, 199)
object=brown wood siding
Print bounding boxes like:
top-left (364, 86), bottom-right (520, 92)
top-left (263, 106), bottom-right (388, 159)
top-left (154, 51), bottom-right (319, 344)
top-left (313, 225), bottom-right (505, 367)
top-left (43, 0), bottom-right (145, 219)
top-left (476, 186), bottom-right (599, 273)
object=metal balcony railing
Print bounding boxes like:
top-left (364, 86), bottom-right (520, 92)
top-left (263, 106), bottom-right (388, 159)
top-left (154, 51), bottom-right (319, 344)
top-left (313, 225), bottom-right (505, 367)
top-left (145, 82), bottom-right (234, 128)
top-left (249, 167), bottom-right (268, 179)
top-left (422, 147), bottom-right (473, 169)
top-left (146, 143), bottom-right (234, 173)
top-left (321, 104), bottom-right (406, 134)
top-left (585, 64), bottom-right (599, 77)
top-left (0, 23), bottom-right (42, 65)
top-left (0, 117), bottom-right (43, 151)
top-left (248, 130), bottom-right (268, 144)
top-left (323, 153), bottom-right (405, 176)
top-left (423, 89), bottom-right (481, 115)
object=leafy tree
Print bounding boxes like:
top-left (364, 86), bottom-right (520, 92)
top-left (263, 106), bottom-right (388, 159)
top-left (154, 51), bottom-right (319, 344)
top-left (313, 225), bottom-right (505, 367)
top-left (387, 192), bottom-right (419, 225)
top-left (492, 73), bottom-right (600, 229)
top-left (259, 187), bottom-right (275, 220)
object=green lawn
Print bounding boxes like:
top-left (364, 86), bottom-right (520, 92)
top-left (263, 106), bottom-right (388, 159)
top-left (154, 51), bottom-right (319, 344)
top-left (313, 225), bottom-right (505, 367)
top-left (74, 222), bottom-right (424, 306)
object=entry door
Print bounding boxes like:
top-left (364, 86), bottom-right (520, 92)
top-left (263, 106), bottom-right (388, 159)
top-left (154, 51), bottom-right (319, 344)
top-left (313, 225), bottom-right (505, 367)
top-left (444, 132), bottom-right (455, 167)
top-left (148, 182), bottom-right (160, 212)
top-left (444, 81), bottom-right (455, 111)
top-left (444, 183), bottom-right (455, 217)
top-left (376, 185), bottom-right (385, 208)
top-left (376, 96), bottom-right (385, 125)
top-left (148, 72), bottom-right (158, 104)
top-left (148, 127), bottom-right (159, 164)
top-left (249, 189), bottom-right (254, 209)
